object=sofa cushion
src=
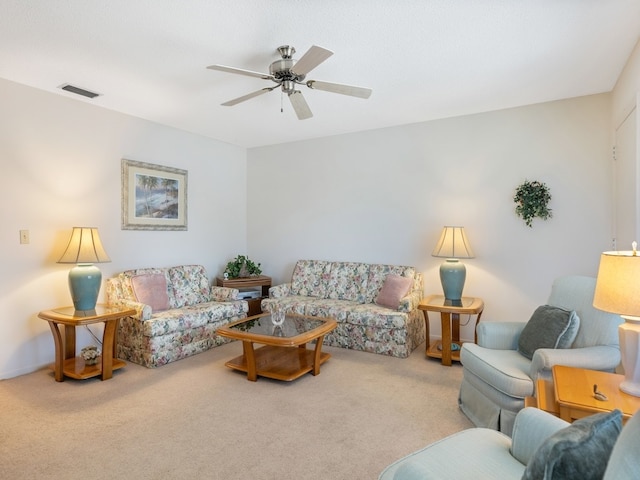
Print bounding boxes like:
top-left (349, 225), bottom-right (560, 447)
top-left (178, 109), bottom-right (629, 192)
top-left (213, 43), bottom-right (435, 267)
top-left (365, 264), bottom-right (416, 304)
top-left (522, 409), bottom-right (622, 480)
top-left (517, 305), bottom-right (580, 360)
top-left (325, 261), bottom-right (369, 302)
top-left (119, 267), bottom-right (170, 302)
top-left (130, 273), bottom-right (170, 312)
top-left (375, 274), bottom-right (413, 309)
top-left (168, 265), bottom-right (211, 308)
top-left (290, 260), bottom-right (331, 298)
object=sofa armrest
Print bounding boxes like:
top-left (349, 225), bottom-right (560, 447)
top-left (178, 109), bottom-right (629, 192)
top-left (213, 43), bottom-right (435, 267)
top-left (210, 286), bottom-right (240, 301)
top-left (530, 345), bottom-right (621, 381)
top-left (510, 407), bottom-right (569, 465)
top-left (109, 299), bottom-right (151, 321)
top-left (477, 321), bottom-right (525, 350)
top-left (269, 283), bottom-right (291, 298)
top-left (398, 290), bottom-right (422, 313)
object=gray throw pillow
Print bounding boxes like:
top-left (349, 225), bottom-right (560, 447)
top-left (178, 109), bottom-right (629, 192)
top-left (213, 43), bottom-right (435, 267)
top-left (522, 409), bottom-right (622, 480)
top-left (517, 305), bottom-right (580, 360)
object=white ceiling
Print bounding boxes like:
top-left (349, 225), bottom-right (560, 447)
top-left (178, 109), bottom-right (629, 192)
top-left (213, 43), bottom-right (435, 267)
top-left (1, 1), bottom-right (639, 148)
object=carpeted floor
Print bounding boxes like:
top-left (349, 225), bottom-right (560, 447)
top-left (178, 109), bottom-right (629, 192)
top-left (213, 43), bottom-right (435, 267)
top-left (0, 341), bottom-right (472, 479)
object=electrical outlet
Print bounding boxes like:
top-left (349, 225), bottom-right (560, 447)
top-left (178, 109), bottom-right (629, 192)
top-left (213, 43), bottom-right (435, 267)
top-left (19, 230), bottom-right (29, 244)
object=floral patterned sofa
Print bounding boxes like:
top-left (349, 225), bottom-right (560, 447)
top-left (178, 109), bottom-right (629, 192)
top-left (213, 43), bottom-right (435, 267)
top-left (106, 264), bottom-right (248, 367)
top-left (262, 260), bottom-right (425, 358)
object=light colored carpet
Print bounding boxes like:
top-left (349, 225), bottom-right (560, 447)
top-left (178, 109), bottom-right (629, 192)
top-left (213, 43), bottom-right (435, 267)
top-left (0, 341), bottom-right (472, 479)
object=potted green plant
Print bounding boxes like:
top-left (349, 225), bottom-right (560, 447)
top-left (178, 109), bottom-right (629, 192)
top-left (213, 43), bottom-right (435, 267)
top-left (224, 255), bottom-right (262, 278)
top-left (513, 180), bottom-right (552, 227)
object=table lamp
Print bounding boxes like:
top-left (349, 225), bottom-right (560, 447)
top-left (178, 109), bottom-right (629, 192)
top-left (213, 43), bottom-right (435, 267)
top-left (593, 243), bottom-right (640, 397)
top-left (57, 227), bottom-right (111, 311)
top-left (432, 226), bottom-right (474, 305)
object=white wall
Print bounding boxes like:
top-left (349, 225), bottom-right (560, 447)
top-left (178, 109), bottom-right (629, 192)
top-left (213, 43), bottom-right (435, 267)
top-left (247, 94), bottom-right (613, 342)
top-left (612, 38), bottom-right (640, 127)
top-left (0, 78), bottom-right (247, 378)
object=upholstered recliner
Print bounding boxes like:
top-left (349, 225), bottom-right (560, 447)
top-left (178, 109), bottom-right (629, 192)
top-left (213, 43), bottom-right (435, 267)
top-left (379, 407), bottom-right (640, 480)
top-left (459, 275), bottom-right (623, 436)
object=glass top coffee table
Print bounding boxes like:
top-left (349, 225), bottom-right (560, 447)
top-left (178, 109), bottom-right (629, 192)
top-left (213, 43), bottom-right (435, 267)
top-left (216, 313), bottom-right (337, 381)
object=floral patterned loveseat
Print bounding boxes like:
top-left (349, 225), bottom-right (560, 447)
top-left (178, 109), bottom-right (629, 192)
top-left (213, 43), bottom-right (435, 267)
top-left (106, 264), bottom-right (248, 367)
top-left (262, 260), bottom-right (425, 358)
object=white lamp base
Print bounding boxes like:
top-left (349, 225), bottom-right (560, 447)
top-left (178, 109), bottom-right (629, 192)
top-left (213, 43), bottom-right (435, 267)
top-left (619, 317), bottom-right (640, 397)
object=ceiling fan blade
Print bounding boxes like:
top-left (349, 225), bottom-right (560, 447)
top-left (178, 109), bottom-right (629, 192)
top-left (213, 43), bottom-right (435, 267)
top-left (306, 80), bottom-right (372, 99)
top-left (291, 45), bottom-right (333, 76)
top-left (221, 87), bottom-right (276, 106)
top-left (288, 91), bottom-right (313, 120)
top-left (207, 64), bottom-right (275, 81)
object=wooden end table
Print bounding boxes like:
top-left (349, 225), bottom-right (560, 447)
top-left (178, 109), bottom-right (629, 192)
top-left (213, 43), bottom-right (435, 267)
top-left (216, 275), bottom-right (271, 317)
top-left (419, 295), bottom-right (484, 366)
top-left (38, 304), bottom-right (135, 382)
top-left (548, 365), bottom-right (640, 424)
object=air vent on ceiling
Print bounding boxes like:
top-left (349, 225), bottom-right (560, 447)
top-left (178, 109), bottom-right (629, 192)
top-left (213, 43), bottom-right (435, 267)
top-left (59, 83), bottom-right (101, 99)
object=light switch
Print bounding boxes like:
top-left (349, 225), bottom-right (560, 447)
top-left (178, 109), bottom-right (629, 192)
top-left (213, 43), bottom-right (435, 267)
top-left (19, 230), bottom-right (29, 244)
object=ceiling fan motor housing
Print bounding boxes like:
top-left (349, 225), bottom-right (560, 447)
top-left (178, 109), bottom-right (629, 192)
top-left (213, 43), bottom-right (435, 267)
top-left (269, 58), bottom-right (305, 82)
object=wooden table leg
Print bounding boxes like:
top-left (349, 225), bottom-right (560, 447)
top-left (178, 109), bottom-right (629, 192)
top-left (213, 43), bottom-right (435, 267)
top-left (47, 321), bottom-right (65, 382)
top-left (101, 319), bottom-right (117, 380)
top-left (441, 312), bottom-right (452, 366)
top-left (63, 324), bottom-right (76, 361)
top-left (312, 335), bottom-right (326, 376)
top-left (242, 341), bottom-right (257, 382)
top-left (452, 313), bottom-right (460, 343)
top-left (474, 310), bottom-right (483, 344)
top-left (423, 310), bottom-right (430, 355)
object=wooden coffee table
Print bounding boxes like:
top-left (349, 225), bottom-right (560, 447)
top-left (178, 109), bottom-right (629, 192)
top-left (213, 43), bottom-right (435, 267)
top-left (216, 313), bottom-right (337, 382)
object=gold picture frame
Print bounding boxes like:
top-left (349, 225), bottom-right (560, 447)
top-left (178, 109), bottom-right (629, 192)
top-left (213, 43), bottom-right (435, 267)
top-left (121, 159), bottom-right (188, 231)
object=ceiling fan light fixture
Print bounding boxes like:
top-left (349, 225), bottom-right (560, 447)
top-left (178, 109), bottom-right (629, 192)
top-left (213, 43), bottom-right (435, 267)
top-left (207, 44), bottom-right (372, 119)
top-left (281, 80), bottom-right (296, 94)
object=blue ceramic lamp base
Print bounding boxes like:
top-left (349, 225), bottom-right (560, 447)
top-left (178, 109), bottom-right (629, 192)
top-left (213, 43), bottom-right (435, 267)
top-left (439, 259), bottom-right (466, 304)
top-left (68, 264), bottom-right (102, 311)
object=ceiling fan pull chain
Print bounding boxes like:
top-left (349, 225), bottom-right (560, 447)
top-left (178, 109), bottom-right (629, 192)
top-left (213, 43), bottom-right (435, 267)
top-left (281, 91), bottom-right (284, 113)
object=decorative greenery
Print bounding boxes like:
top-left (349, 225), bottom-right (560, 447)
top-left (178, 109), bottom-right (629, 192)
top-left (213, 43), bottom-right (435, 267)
top-left (513, 180), bottom-right (552, 227)
top-left (224, 255), bottom-right (262, 278)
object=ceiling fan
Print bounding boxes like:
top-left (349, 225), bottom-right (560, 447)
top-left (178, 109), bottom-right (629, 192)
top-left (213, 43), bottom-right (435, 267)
top-left (207, 45), bottom-right (372, 120)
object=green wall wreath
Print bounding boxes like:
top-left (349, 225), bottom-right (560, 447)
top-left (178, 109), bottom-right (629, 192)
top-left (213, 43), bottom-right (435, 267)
top-left (513, 180), bottom-right (552, 227)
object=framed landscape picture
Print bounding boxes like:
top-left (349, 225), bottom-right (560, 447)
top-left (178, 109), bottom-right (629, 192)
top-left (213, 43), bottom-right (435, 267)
top-left (121, 159), bottom-right (188, 230)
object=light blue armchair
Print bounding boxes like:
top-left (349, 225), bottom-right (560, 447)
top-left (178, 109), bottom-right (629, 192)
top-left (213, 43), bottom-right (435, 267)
top-left (379, 407), bottom-right (640, 480)
top-left (458, 276), bottom-right (622, 436)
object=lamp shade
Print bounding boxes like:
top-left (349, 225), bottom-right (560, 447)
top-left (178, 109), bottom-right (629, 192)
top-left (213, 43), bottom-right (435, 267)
top-left (57, 227), bottom-right (110, 311)
top-left (431, 226), bottom-right (474, 259)
top-left (57, 227), bottom-right (111, 264)
top-left (432, 226), bottom-right (474, 303)
top-left (593, 251), bottom-right (640, 318)
top-left (593, 249), bottom-right (640, 397)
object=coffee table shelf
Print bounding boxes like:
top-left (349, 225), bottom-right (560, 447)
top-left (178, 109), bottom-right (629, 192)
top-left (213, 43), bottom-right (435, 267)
top-left (225, 344), bottom-right (331, 381)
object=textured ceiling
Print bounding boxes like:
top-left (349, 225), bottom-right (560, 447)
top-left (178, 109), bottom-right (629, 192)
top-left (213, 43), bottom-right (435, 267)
top-left (1, 1), bottom-right (639, 148)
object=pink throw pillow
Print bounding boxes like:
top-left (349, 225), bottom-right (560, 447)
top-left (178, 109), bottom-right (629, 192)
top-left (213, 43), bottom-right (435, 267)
top-left (130, 273), bottom-right (170, 312)
top-left (375, 274), bottom-right (413, 309)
